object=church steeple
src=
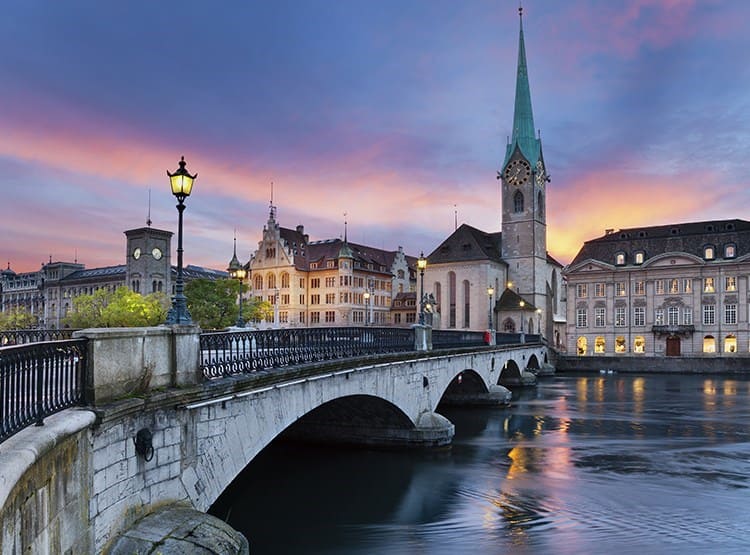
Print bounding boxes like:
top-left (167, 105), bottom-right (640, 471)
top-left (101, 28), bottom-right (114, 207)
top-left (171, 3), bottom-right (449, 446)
top-left (503, 6), bottom-right (541, 168)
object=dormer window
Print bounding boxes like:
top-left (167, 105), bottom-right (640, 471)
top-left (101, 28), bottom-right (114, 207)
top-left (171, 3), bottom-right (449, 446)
top-left (724, 244), bottom-right (736, 259)
top-left (703, 245), bottom-right (715, 260)
top-left (634, 251), bottom-right (645, 265)
top-left (615, 252), bottom-right (626, 266)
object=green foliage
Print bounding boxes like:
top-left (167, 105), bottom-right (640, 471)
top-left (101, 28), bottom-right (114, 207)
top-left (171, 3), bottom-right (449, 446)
top-left (0, 306), bottom-right (38, 330)
top-left (245, 296), bottom-right (274, 323)
top-left (63, 286), bottom-right (168, 328)
top-left (184, 278), bottom-right (275, 329)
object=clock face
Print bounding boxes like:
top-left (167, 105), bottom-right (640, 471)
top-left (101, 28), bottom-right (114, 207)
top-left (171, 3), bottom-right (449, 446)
top-left (133, 247), bottom-right (142, 260)
top-left (152, 247), bottom-right (163, 260)
top-left (504, 159), bottom-right (531, 185)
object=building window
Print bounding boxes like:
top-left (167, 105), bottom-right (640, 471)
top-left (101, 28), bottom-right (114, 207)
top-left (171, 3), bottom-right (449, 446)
top-left (406, 313), bottom-right (416, 323)
top-left (703, 277), bottom-right (715, 293)
top-left (267, 274), bottom-right (276, 289)
top-left (281, 273), bottom-right (290, 288)
top-left (633, 336), bottom-right (645, 353)
top-left (279, 311), bottom-right (288, 323)
top-left (448, 271), bottom-right (457, 328)
top-left (655, 280), bottom-right (665, 295)
top-left (577, 336), bottom-right (587, 355)
top-left (311, 311), bottom-right (320, 324)
top-left (299, 278), bottom-right (305, 288)
top-left (394, 313), bottom-right (402, 324)
top-left (702, 304), bottom-right (715, 326)
top-left (683, 308), bottom-right (692, 325)
top-left (615, 307), bottom-right (626, 327)
top-left (281, 294), bottom-right (290, 305)
top-left (299, 294), bottom-right (305, 304)
top-left (594, 307), bottom-right (605, 327)
top-left (655, 308), bottom-right (664, 325)
top-left (513, 190), bottom-right (524, 213)
top-left (682, 279), bottom-right (692, 293)
top-left (725, 304), bottom-right (737, 325)
top-left (724, 334), bottom-right (737, 353)
top-left (325, 311), bottom-right (335, 323)
top-left (325, 293), bottom-right (335, 304)
top-left (615, 282), bottom-right (626, 297)
top-left (667, 306), bottom-right (679, 326)
top-left (703, 335), bottom-right (716, 353)
top-left (594, 336), bottom-right (605, 353)
top-left (669, 279), bottom-right (679, 294)
top-left (311, 294), bottom-right (320, 305)
top-left (703, 245), bottom-right (715, 260)
top-left (633, 306), bottom-right (645, 326)
top-left (615, 336), bottom-right (627, 353)
top-left (311, 278), bottom-right (320, 288)
top-left (615, 253), bottom-right (626, 266)
top-left (576, 283), bottom-right (588, 298)
top-left (463, 280), bottom-right (470, 328)
top-left (724, 244), bottom-right (736, 258)
top-left (634, 251), bottom-right (644, 265)
top-left (299, 312), bottom-right (306, 324)
top-left (576, 308), bottom-right (588, 328)
top-left (325, 277), bottom-right (336, 287)
top-left (633, 281), bottom-right (645, 295)
top-left (594, 283), bottom-right (605, 297)
top-left (725, 276), bottom-right (737, 292)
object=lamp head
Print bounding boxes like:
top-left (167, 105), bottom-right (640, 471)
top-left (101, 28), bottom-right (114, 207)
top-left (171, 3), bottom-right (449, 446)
top-left (168, 156), bottom-right (197, 200)
top-left (487, 286), bottom-right (495, 297)
top-left (417, 252), bottom-right (427, 271)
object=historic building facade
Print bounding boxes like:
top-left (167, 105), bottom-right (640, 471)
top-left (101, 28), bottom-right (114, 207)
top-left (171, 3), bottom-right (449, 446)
top-left (1, 225), bottom-right (224, 329)
top-left (422, 8), bottom-right (566, 346)
top-left (563, 219), bottom-right (750, 357)
top-left (246, 206), bottom-right (417, 327)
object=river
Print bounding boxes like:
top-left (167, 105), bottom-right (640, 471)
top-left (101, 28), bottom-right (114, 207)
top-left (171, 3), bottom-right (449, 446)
top-left (209, 373), bottom-right (750, 554)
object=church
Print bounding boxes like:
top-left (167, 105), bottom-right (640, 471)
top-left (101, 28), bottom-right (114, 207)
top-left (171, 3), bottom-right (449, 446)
top-left (423, 8), bottom-right (566, 348)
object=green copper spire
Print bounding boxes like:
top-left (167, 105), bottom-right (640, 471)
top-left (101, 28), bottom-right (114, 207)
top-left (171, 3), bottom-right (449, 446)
top-left (503, 6), bottom-right (541, 168)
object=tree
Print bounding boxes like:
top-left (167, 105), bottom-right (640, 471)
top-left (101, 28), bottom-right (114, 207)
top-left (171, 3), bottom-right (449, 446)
top-left (63, 287), bottom-right (168, 328)
top-left (0, 306), bottom-right (38, 330)
top-left (185, 278), bottom-right (239, 330)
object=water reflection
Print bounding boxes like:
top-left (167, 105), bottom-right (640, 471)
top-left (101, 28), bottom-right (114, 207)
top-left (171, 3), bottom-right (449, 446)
top-left (211, 374), bottom-right (750, 554)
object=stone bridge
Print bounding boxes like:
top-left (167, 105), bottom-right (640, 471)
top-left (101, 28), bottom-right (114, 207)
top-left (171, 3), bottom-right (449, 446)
top-left (0, 326), bottom-right (550, 553)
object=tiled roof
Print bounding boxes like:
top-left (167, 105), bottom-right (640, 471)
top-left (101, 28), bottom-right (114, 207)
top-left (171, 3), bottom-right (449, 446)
top-left (569, 219), bottom-right (750, 268)
top-left (495, 288), bottom-right (538, 312)
top-left (61, 265), bottom-right (126, 281)
top-left (426, 224), bottom-right (504, 265)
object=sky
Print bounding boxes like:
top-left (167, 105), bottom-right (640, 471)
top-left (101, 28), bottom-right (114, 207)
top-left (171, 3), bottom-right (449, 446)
top-left (2, 0), bottom-right (749, 274)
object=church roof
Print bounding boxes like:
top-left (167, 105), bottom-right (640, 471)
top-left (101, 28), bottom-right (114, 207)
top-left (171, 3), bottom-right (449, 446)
top-left (496, 287), bottom-right (538, 312)
top-left (503, 7), bottom-right (542, 169)
top-left (568, 219), bottom-right (750, 268)
top-left (426, 224), bottom-right (505, 265)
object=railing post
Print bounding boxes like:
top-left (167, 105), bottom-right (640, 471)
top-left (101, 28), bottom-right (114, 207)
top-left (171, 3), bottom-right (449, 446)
top-left (34, 355), bottom-right (44, 427)
top-left (413, 324), bottom-right (432, 352)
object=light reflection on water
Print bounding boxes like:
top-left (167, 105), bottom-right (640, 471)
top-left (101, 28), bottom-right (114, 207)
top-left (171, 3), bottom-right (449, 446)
top-left (210, 374), bottom-right (750, 554)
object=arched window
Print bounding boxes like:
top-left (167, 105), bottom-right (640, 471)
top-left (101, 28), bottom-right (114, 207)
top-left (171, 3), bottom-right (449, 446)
top-left (633, 336), bottom-right (645, 353)
top-left (448, 272), bottom-right (456, 328)
top-left (462, 280), bottom-right (470, 328)
top-left (615, 336), bottom-right (627, 353)
top-left (267, 273), bottom-right (276, 289)
top-left (254, 275), bottom-right (263, 291)
top-left (397, 269), bottom-right (405, 279)
top-left (577, 336), bottom-right (587, 355)
top-left (434, 282), bottom-right (441, 311)
top-left (703, 335), bottom-right (716, 353)
top-left (502, 318), bottom-right (516, 332)
top-left (281, 272), bottom-right (290, 288)
top-left (537, 191), bottom-right (544, 217)
top-left (513, 190), bottom-right (524, 213)
top-left (724, 334), bottom-right (737, 353)
top-left (594, 336), bottom-right (605, 353)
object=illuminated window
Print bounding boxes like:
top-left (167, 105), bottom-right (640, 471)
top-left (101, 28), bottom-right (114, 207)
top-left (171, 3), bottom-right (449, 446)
top-left (594, 336), bottom-right (605, 353)
top-left (577, 336), bottom-right (588, 355)
top-left (702, 304), bottom-right (715, 325)
top-left (633, 336), bottom-right (645, 353)
top-left (703, 335), bottom-right (716, 353)
top-left (615, 307), bottom-right (626, 327)
top-left (615, 253), bottom-right (626, 266)
top-left (703, 246), bottom-right (715, 260)
top-left (703, 277), bottom-right (715, 293)
top-left (576, 283), bottom-right (588, 298)
top-left (725, 276), bottom-right (737, 292)
top-left (682, 279), bottom-right (692, 293)
top-left (669, 279), bottom-right (679, 294)
top-left (724, 334), bottom-right (737, 353)
top-left (615, 282), bottom-right (626, 296)
top-left (634, 251), bottom-right (644, 265)
top-left (633, 281), bottom-right (645, 295)
top-left (655, 280), bottom-right (665, 295)
top-left (594, 283), bottom-right (606, 297)
top-left (615, 336), bottom-right (627, 353)
top-left (594, 307), bottom-right (605, 327)
top-left (724, 244), bottom-right (736, 259)
top-left (633, 306), bottom-right (645, 326)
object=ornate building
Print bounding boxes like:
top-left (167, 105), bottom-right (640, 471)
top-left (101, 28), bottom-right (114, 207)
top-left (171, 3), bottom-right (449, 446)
top-left (423, 8), bottom-right (566, 345)
top-left (563, 219), bottom-right (750, 357)
top-left (1, 225), bottom-right (224, 328)
top-left (246, 206), bottom-right (417, 327)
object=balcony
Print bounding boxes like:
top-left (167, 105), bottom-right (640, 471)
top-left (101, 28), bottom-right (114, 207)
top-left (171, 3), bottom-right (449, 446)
top-left (651, 325), bottom-right (695, 337)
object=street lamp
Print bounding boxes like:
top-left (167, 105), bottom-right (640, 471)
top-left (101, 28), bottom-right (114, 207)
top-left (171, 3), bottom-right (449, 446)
top-left (227, 240), bottom-right (246, 327)
top-left (363, 290), bottom-right (371, 326)
top-left (165, 156), bottom-right (196, 325)
top-left (274, 288), bottom-right (280, 327)
top-left (536, 308), bottom-right (542, 336)
top-left (417, 252), bottom-right (427, 325)
top-left (519, 300), bottom-right (526, 342)
top-left (487, 286), bottom-right (495, 330)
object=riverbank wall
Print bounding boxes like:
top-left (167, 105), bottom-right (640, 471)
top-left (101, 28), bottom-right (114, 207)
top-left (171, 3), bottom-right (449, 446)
top-left (556, 355), bottom-right (750, 374)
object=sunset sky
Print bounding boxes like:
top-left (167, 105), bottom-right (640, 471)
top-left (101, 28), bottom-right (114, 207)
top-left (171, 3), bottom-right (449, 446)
top-left (2, 1), bottom-right (749, 273)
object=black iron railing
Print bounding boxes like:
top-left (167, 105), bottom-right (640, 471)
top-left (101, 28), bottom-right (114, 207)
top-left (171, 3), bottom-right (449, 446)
top-left (0, 339), bottom-right (88, 444)
top-left (200, 326), bottom-right (415, 379)
top-left (432, 329), bottom-right (487, 349)
top-left (1, 329), bottom-right (78, 347)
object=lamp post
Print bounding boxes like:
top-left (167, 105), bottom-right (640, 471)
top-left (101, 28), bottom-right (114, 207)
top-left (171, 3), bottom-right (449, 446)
top-left (487, 286), bottom-right (495, 330)
top-left (227, 250), bottom-right (246, 328)
top-left (363, 290), bottom-right (371, 326)
top-left (519, 299), bottom-right (526, 342)
top-left (165, 156), bottom-right (196, 325)
top-left (274, 288), bottom-right (280, 328)
top-left (417, 252), bottom-right (427, 325)
top-left (536, 308), bottom-right (542, 337)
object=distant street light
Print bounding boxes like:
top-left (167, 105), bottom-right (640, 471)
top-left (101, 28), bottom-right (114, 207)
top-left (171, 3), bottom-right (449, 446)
top-left (417, 252), bottom-right (427, 325)
top-left (227, 238), bottom-right (246, 327)
top-left (519, 299), bottom-right (526, 343)
top-left (363, 290), bottom-right (370, 326)
top-left (487, 286), bottom-right (495, 330)
top-left (165, 156), bottom-right (196, 325)
top-left (536, 308), bottom-right (542, 336)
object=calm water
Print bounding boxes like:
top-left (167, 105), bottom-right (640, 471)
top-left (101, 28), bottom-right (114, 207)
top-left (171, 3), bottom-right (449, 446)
top-left (210, 374), bottom-right (750, 554)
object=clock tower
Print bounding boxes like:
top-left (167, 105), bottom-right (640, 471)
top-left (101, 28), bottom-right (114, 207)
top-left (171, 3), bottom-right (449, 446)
top-left (500, 6), bottom-right (549, 313)
top-left (125, 226), bottom-right (173, 296)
